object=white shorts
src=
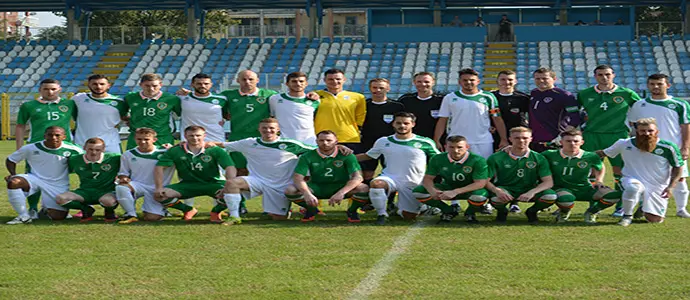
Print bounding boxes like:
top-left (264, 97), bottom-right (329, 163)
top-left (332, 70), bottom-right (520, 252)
top-left (14, 174), bottom-right (69, 211)
top-left (241, 176), bottom-right (291, 215)
top-left (374, 175), bottom-right (420, 214)
top-left (469, 143), bottom-right (494, 159)
top-left (682, 165), bottom-right (689, 178)
top-left (129, 181), bottom-right (166, 216)
top-left (621, 177), bottom-right (668, 217)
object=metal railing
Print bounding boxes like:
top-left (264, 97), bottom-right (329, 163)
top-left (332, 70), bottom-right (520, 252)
top-left (636, 21), bottom-right (684, 37)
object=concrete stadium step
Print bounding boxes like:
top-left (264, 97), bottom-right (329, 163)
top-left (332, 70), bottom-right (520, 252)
top-left (483, 42), bottom-right (517, 90)
top-left (86, 44), bottom-right (138, 83)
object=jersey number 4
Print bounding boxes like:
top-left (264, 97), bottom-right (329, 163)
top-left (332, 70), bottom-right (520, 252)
top-left (599, 102), bottom-right (608, 111)
top-left (190, 162), bottom-right (203, 171)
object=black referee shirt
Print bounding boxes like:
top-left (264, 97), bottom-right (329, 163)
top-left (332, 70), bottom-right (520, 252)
top-left (361, 99), bottom-right (406, 147)
top-left (490, 90), bottom-right (530, 148)
top-left (396, 92), bottom-right (445, 139)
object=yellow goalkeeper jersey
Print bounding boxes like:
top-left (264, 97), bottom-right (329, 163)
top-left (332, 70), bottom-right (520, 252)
top-left (314, 90), bottom-right (367, 143)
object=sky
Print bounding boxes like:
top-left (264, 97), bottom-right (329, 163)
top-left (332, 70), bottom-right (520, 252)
top-left (36, 12), bottom-right (65, 27)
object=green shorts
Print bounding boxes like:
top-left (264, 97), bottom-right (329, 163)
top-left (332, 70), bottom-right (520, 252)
top-left (308, 182), bottom-right (345, 199)
top-left (166, 180), bottom-right (225, 199)
top-left (230, 152), bottom-right (248, 169)
top-left (582, 131), bottom-right (628, 168)
top-left (492, 186), bottom-right (556, 201)
top-left (73, 188), bottom-right (114, 205)
top-left (413, 183), bottom-right (489, 200)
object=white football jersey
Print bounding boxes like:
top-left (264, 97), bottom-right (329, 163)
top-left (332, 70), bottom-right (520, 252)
top-left (179, 93), bottom-right (228, 142)
top-left (224, 137), bottom-right (316, 187)
top-left (72, 93), bottom-right (125, 153)
top-left (269, 93), bottom-right (319, 145)
top-left (627, 97), bottom-right (690, 147)
top-left (7, 141), bottom-right (84, 185)
top-left (604, 137), bottom-right (683, 187)
top-left (438, 90), bottom-right (499, 144)
top-left (366, 134), bottom-right (440, 187)
top-left (119, 147), bottom-right (174, 186)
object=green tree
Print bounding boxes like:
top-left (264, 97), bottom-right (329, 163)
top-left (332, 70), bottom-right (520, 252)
top-left (636, 6), bottom-right (683, 36)
top-left (35, 25), bottom-right (68, 40)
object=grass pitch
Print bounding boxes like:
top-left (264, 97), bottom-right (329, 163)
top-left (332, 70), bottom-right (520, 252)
top-left (0, 140), bottom-right (689, 299)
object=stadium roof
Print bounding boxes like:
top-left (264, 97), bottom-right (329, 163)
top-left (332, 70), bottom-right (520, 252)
top-left (0, 0), bottom-right (684, 12)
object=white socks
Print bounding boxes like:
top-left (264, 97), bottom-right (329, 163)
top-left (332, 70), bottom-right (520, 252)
top-left (672, 181), bottom-right (689, 212)
top-left (224, 193), bottom-right (242, 218)
top-left (8, 188), bottom-right (29, 219)
top-left (369, 188), bottom-right (388, 216)
top-left (115, 185), bottom-right (136, 217)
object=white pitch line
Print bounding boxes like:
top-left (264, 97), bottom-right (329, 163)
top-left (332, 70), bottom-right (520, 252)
top-left (347, 220), bottom-right (428, 300)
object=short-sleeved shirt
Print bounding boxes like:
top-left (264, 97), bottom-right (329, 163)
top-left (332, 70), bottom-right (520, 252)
top-left (314, 90), bottom-right (367, 143)
top-left (17, 98), bottom-right (77, 143)
top-left (224, 137), bottom-right (316, 188)
top-left (361, 99), bottom-right (406, 146)
top-left (529, 87), bottom-right (581, 143)
top-left (541, 149), bottom-right (603, 190)
top-left (69, 152), bottom-right (121, 191)
top-left (294, 149), bottom-right (361, 185)
top-left (439, 90), bottom-right (500, 144)
top-left (269, 93), bottom-right (320, 144)
top-left (577, 85), bottom-right (640, 134)
top-left (426, 151), bottom-right (489, 189)
top-left (397, 93), bottom-right (445, 139)
top-left (156, 144), bottom-right (234, 183)
top-left (72, 93), bottom-right (126, 148)
top-left (123, 91), bottom-right (181, 144)
top-left (7, 141), bottom-right (84, 185)
top-left (491, 90), bottom-right (530, 131)
top-left (221, 88), bottom-right (277, 141)
top-left (604, 137), bottom-right (683, 187)
top-left (627, 97), bottom-right (690, 147)
top-left (179, 93), bottom-right (229, 142)
top-left (487, 150), bottom-right (552, 191)
top-left (119, 146), bottom-right (174, 186)
top-left (366, 134), bottom-right (440, 187)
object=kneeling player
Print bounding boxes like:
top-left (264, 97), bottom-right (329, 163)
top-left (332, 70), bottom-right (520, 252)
top-left (115, 128), bottom-right (174, 223)
top-left (55, 138), bottom-right (121, 222)
top-left (541, 128), bottom-right (621, 223)
top-left (154, 126), bottom-right (236, 223)
top-left (597, 118), bottom-right (684, 226)
top-left (413, 135), bottom-right (489, 223)
top-left (5, 127), bottom-right (84, 224)
top-left (284, 130), bottom-right (369, 222)
top-left (486, 127), bottom-right (557, 223)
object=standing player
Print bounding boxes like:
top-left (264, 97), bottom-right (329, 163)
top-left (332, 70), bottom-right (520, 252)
top-left (486, 127), bottom-right (557, 223)
top-left (627, 74), bottom-right (690, 218)
top-left (577, 65), bottom-right (641, 217)
top-left (360, 78), bottom-right (405, 183)
top-left (73, 74), bottom-right (127, 154)
top-left (357, 112), bottom-right (441, 225)
top-left (220, 118), bottom-right (316, 224)
top-left (491, 70), bottom-right (530, 213)
top-left (5, 126), bottom-right (84, 224)
top-left (122, 73), bottom-right (181, 150)
top-left (15, 79), bottom-right (77, 218)
top-left (269, 72), bottom-right (320, 144)
top-left (178, 73), bottom-right (229, 142)
top-left (413, 135), bottom-right (490, 223)
top-left (397, 72), bottom-right (445, 139)
top-left (314, 69), bottom-right (367, 151)
top-left (154, 126), bottom-right (236, 222)
top-left (541, 128), bottom-right (621, 223)
top-left (285, 130), bottom-right (369, 222)
top-left (115, 128), bottom-right (174, 223)
top-left (55, 138), bottom-right (120, 222)
top-left (597, 118), bottom-right (683, 226)
top-left (529, 67), bottom-right (581, 152)
top-left (434, 68), bottom-right (509, 156)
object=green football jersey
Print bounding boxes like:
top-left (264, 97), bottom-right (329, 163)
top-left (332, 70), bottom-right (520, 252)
top-left (156, 145), bottom-right (234, 183)
top-left (123, 92), bottom-right (182, 144)
top-left (577, 85), bottom-right (640, 133)
top-left (68, 152), bottom-right (121, 191)
top-left (541, 149), bottom-right (603, 190)
top-left (294, 149), bottom-right (361, 185)
top-left (426, 152), bottom-right (489, 189)
top-left (487, 150), bottom-right (551, 191)
top-left (16, 98), bottom-right (77, 143)
top-left (222, 88), bottom-right (277, 141)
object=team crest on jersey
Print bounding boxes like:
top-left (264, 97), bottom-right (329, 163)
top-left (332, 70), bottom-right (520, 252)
top-left (413, 142), bottom-right (422, 148)
top-left (669, 104), bottom-right (677, 109)
top-left (479, 98), bottom-right (487, 104)
top-left (543, 97), bottom-right (553, 103)
top-left (305, 100), bottom-right (314, 106)
top-left (383, 114), bottom-right (394, 123)
top-left (654, 148), bottom-right (664, 155)
top-left (278, 144), bottom-right (287, 150)
top-left (63, 151), bottom-right (72, 157)
top-left (211, 99), bottom-right (220, 105)
top-left (101, 164), bottom-right (112, 171)
top-left (200, 155), bottom-right (212, 162)
top-left (463, 166), bottom-right (473, 173)
top-left (577, 161), bottom-right (588, 169)
top-left (58, 105), bottom-right (69, 112)
top-left (612, 96), bottom-right (624, 104)
top-left (156, 102), bottom-right (168, 110)
top-left (525, 161), bottom-right (537, 169)
top-left (333, 160), bottom-right (344, 167)
top-left (256, 97), bottom-right (266, 104)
